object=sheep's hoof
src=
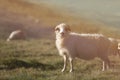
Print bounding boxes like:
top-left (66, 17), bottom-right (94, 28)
top-left (102, 69), bottom-right (105, 71)
top-left (61, 69), bottom-right (65, 72)
top-left (69, 69), bottom-right (73, 72)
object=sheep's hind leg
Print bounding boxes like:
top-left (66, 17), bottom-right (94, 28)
top-left (69, 57), bottom-right (73, 72)
top-left (102, 57), bottom-right (110, 71)
top-left (102, 61), bottom-right (105, 71)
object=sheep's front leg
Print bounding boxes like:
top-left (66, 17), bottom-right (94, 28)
top-left (61, 55), bottom-right (67, 72)
top-left (69, 57), bottom-right (73, 72)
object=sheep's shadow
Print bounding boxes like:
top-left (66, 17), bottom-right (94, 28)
top-left (0, 59), bottom-right (56, 70)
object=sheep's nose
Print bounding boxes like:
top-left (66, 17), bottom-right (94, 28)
top-left (60, 32), bottom-right (64, 35)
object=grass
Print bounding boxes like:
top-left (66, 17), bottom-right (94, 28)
top-left (0, 0), bottom-right (120, 80)
top-left (0, 39), bottom-right (120, 80)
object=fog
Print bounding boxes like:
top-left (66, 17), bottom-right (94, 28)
top-left (24, 0), bottom-right (120, 28)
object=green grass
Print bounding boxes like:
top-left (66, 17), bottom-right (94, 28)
top-left (0, 39), bottom-right (120, 80)
top-left (0, 0), bottom-right (120, 80)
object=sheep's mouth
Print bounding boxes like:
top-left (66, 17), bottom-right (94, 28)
top-left (57, 33), bottom-right (64, 38)
top-left (61, 34), bottom-right (64, 36)
top-left (60, 33), bottom-right (65, 37)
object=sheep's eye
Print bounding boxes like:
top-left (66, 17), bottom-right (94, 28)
top-left (55, 28), bottom-right (60, 31)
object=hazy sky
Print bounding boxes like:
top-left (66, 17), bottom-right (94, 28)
top-left (24, 0), bottom-right (120, 28)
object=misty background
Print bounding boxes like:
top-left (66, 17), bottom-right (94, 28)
top-left (24, 0), bottom-right (120, 28)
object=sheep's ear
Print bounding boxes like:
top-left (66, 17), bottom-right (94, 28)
top-left (67, 27), bottom-right (71, 31)
top-left (54, 27), bottom-right (57, 31)
top-left (66, 25), bottom-right (71, 31)
top-left (55, 27), bottom-right (60, 31)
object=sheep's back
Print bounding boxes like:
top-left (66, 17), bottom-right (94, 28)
top-left (65, 33), bottom-right (110, 60)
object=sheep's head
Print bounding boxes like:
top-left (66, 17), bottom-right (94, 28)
top-left (118, 43), bottom-right (120, 50)
top-left (55, 23), bottom-right (71, 38)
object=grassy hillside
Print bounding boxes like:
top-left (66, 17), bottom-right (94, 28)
top-left (0, 39), bottom-right (120, 80)
top-left (0, 0), bottom-right (120, 80)
top-left (0, 0), bottom-right (119, 40)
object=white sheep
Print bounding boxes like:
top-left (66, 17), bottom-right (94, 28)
top-left (118, 43), bottom-right (120, 54)
top-left (108, 38), bottom-right (120, 56)
top-left (55, 23), bottom-right (111, 72)
top-left (7, 30), bottom-right (26, 41)
top-left (118, 43), bottom-right (120, 50)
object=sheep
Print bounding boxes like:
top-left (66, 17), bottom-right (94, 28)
top-left (7, 30), bottom-right (26, 41)
top-left (118, 43), bottom-right (120, 50)
top-left (108, 38), bottom-right (120, 56)
top-left (55, 23), bottom-right (111, 72)
top-left (118, 43), bottom-right (120, 54)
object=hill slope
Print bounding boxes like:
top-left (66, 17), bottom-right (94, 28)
top-left (0, 0), bottom-right (119, 40)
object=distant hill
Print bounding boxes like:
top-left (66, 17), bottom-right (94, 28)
top-left (0, 0), bottom-right (119, 40)
top-left (0, 8), bottom-right (53, 39)
top-left (0, 0), bottom-right (54, 39)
